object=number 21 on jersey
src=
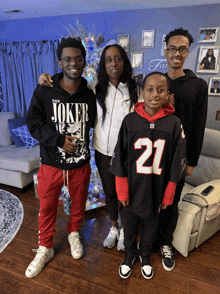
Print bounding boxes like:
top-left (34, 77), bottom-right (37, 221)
top-left (134, 138), bottom-right (165, 175)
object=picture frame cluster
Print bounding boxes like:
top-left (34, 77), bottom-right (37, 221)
top-left (117, 30), bottom-right (156, 70)
top-left (117, 27), bottom-right (220, 97)
top-left (196, 27), bottom-right (220, 96)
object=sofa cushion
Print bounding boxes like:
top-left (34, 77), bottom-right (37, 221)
top-left (185, 155), bottom-right (220, 187)
top-left (185, 128), bottom-right (220, 187)
top-left (0, 167), bottom-right (39, 189)
top-left (8, 117), bottom-right (26, 147)
top-left (0, 144), bottom-right (40, 173)
top-left (11, 124), bottom-right (39, 149)
top-left (0, 112), bottom-right (15, 146)
top-left (201, 128), bottom-right (220, 158)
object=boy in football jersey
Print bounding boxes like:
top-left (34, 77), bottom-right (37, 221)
top-left (109, 72), bottom-right (186, 279)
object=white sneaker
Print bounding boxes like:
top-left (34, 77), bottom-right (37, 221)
top-left (68, 231), bottom-right (83, 259)
top-left (119, 257), bottom-right (136, 279)
top-left (117, 228), bottom-right (125, 251)
top-left (103, 226), bottom-right (119, 248)
top-left (139, 256), bottom-right (154, 279)
top-left (141, 265), bottom-right (154, 279)
top-left (25, 246), bottom-right (54, 278)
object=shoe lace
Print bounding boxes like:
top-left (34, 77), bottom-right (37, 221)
top-left (31, 247), bottom-right (50, 268)
top-left (69, 234), bottom-right (81, 249)
top-left (162, 245), bottom-right (173, 258)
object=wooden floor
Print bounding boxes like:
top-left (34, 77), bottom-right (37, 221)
top-left (0, 184), bottom-right (220, 294)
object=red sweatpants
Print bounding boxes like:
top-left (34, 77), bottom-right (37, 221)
top-left (37, 163), bottom-right (91, 248)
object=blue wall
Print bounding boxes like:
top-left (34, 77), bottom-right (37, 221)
top-left (0, 3), bottom-right (220, 129)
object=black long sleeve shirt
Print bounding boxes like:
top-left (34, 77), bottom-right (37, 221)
top-left (166, 69), bottom-right (208, 167)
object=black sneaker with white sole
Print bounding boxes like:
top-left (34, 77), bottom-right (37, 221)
top-left (139, 256), bottom-right (154, 279)
top-left (119, 257), bottom-right (136, 279)
top-left (161, 245), bottom-right (175, 271)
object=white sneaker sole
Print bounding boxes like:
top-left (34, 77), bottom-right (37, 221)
top-left (103, 243), bottom-right (115, 249)
top-left (162, 258), bottom-right (175, 271)
top-left (71, 251), bottom-right (83, 259)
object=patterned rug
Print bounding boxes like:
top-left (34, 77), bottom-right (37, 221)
top-left (0, 189), bottom-right (24, 253)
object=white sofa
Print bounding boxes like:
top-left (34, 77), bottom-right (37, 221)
top-left (172, 128), bottom-right (220, 257)
top-left (0, 112), bottom-right (40, 192)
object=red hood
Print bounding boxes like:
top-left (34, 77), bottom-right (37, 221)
top-left (134, 102), bottom-right (175, 123)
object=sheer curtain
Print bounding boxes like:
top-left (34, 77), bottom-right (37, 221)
top-left (0, 40), bottom-right (61, 117)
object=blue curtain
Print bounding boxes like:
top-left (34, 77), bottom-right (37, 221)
top-left (0, 40), bottom-right (61, 117)
top-left (0, 74), bottom-right (3, 111)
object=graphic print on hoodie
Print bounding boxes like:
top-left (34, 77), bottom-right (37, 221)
top-left (52, 100), bottom-right (90, 165)
top-left (27, 73), bottom-right (96, 170)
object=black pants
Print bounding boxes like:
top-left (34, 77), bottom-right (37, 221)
top-left (95, 150), bottom-right (120, 221)
top-left (158, 178), bottom-right (185, 246)
top-left (121, 207), bottom-right (159, 261)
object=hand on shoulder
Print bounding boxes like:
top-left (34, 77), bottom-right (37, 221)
top-left (39, 73), bottom-right (53, 87)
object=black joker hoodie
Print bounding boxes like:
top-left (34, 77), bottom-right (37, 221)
top-left (27, 72), bottom-right (96, 170)
top-left (166, 69), bottom-right (208, 167)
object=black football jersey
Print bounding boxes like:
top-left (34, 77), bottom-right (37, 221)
top-left (109, 111), bottom-right (186, 218)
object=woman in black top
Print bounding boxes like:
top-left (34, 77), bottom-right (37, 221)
top-left (200, 48), bottom-right (216, 70)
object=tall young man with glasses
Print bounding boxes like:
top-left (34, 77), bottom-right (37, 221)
top-left (25, 37), bottom-right (96, 278)
top-left (158, 28), bottom-right (208, 271)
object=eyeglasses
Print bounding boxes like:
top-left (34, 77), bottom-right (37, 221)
top-left (61, 57), bottom-right (84, 64)
top-left (166, 46), bottom-right (189, 54)
top-left (105, 57), bottom-right (123, 64)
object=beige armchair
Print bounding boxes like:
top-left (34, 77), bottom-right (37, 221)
top-left (172, 128), bottom-right (220, 257)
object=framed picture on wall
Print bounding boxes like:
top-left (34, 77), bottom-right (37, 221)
top-left (132, 72), bottom-right (145, 95)
top-left (132, 72), bottom-right (145, 86)
top-left (216, 111), bottom-right (220, 120)
top-left (131, 52), bottom-right (143, 69)
top-left (161, 34), bottom-right (166, 56)
top-left (198, 27), bottom-right (219, 43)
top-left (141, 30), bottom-right (155, 48)
top-left (117, 34), bottom-right (130, 52)
top-left (196, 47), bottom-right (220, 73)
top-left (208, 77), bottom-right (220, 95)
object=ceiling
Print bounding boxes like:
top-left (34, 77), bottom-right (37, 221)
top-left (0, 0), bottom-right (219, 21)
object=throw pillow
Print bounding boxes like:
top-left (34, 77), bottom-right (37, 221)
top-left (11, 124), bottom-right (39, 149)
top-left (0, 112), bottom-right (15, 146)
top-left (8, 117), bottom-right (26, 147)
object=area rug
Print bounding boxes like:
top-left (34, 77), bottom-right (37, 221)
top-left (0, 189), bottom-right (24, 253)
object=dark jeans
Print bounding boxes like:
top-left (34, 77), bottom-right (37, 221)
top-left (121, 207), bottom-right (159, 261)
top-left (157, 178), bottom-right (185, 246)
top-left (95, 150), bottom-right (121, 221)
